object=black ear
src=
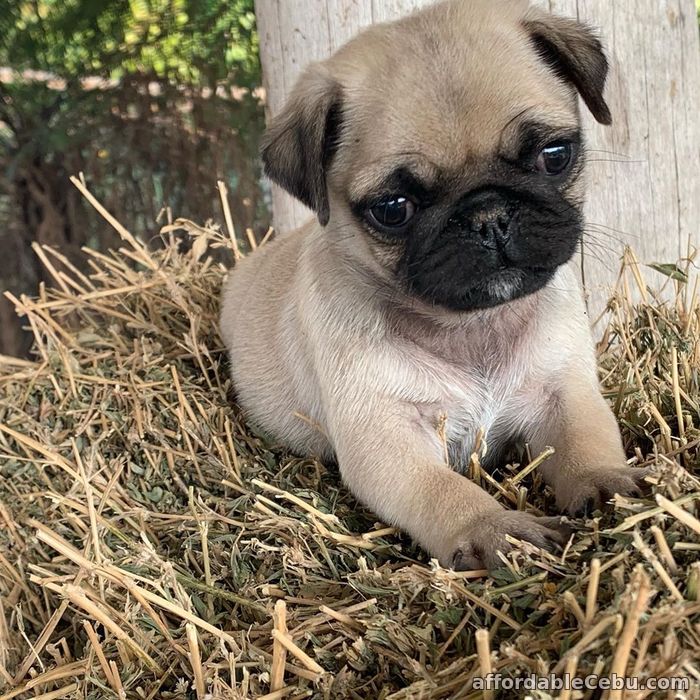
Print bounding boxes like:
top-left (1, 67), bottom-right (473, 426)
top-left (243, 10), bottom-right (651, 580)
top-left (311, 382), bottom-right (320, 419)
top-left (261, 64), bottom-right (342, 226)
top-left (523, 11), bottom-right (612, 125)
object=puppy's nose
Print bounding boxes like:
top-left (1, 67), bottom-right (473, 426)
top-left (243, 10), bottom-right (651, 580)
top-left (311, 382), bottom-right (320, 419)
top-left (457, 190), bottom-right (514, 249)
top-left (469, 211), bottom-right (511, 249)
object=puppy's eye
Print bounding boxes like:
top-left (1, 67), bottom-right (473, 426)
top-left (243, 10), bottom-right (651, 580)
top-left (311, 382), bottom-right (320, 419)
top-left (535, 141), bottom-right (573, 175)
top-left (368, 196), bottom-right (416, 229)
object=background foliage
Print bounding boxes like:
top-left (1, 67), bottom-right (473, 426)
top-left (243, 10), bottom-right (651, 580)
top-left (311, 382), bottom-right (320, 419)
top-left (0, 0), bottom-right (266, 356)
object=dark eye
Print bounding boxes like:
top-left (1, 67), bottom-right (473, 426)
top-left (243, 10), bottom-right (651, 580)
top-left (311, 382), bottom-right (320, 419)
top-left (368, 196), bottom-right (416, 229)
top-left (535, 141), bottom-right (573, 175)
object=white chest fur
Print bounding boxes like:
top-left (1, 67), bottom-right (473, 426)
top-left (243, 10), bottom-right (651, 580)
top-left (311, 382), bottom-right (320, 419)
top-left (378, 273), bottom-right (579, 469)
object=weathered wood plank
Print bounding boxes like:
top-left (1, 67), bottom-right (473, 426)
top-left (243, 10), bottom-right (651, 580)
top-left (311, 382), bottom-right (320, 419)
top-left (565, 0), bottom-right (700, 306)
top-left (255, 0), bottom-right (700, 311)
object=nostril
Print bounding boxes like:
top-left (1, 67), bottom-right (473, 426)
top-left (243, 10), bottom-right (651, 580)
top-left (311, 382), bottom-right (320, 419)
top-left (496, 217), bottom-right (511, 241)
top-left (485, 219), bottom-right (510, 239)
top-left (484, 222), bottom-right (499, 239)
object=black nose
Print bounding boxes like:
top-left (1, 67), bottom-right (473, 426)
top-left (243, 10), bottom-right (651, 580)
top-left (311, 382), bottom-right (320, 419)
top-left (455, 189), bottom-right (515, 250)
top-left (471, 214), bottom-right (511, 249)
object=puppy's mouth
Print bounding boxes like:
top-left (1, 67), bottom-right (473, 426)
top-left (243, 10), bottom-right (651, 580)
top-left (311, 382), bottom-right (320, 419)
top-left (481, 268), bottom-right (525, 303)
top-left (407, 264), bottom-right (558, 311)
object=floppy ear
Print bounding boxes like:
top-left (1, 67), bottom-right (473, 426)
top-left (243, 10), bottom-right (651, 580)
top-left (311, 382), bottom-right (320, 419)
top-left (523, 10), bottom-right (612, 125)
top-left (261, 63), bottom-right (342, 226)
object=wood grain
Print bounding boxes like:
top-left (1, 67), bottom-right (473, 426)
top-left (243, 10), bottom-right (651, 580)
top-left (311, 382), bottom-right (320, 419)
top-left (254, 0), bottom-right (700, 311)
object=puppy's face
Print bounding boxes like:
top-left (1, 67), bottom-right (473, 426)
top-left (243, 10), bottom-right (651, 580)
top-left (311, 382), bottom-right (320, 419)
top-left (262, 0), bottom-right (612, 311)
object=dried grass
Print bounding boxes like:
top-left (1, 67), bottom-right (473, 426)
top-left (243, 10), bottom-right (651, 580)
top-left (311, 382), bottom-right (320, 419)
top-left (0, 182), bottom-right (699, 699)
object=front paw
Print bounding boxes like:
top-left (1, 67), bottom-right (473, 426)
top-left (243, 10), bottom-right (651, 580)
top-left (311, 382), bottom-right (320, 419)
top-left (556, 466), bottom-right (651, 517)
top-left (447, 510), bottom-right (572, 571)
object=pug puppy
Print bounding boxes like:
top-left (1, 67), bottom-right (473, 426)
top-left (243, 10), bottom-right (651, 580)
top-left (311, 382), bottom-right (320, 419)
top-left (220, 0), bottom-right (647, 570)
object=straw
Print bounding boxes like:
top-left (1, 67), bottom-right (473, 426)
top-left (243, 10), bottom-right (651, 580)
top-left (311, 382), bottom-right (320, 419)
top-left (0, 181), bottom-right (698, 697)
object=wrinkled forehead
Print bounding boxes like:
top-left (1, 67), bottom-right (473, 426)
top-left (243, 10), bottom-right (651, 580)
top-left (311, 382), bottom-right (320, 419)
top-left (334, 19), bottom-right (579, 200)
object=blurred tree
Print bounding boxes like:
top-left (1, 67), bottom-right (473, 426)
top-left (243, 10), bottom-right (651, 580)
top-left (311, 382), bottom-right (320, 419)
top-left (0, 0), bottom-right (266, 356)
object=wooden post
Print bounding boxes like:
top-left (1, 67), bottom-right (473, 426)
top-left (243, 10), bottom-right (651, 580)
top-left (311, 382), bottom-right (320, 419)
top-left (255, 0), bottom-right (700, 311)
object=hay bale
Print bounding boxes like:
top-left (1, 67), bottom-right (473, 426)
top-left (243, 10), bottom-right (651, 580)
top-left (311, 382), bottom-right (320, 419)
top-left (0, 186), bottom-right (698, 699)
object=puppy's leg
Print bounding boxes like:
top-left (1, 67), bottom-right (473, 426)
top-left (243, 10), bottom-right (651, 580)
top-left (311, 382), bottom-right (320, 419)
top-left (330, 404), bottom-right (570, 570)
top-left (531, 375), bottom-right (648, 516)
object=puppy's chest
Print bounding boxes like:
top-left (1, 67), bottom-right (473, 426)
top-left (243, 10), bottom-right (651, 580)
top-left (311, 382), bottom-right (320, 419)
top-left (388, 308), bottom-right (546, 458)
top-left (407, 342), bottom-right (534, 460)
top-left (438, 365), bottom-right (519, 436)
